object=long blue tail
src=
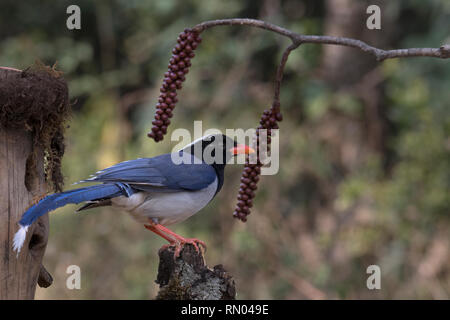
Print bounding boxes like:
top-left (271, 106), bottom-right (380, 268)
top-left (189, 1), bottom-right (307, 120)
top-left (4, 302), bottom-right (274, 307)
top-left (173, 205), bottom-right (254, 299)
top-left (13, 183), bottom-right (133, 253)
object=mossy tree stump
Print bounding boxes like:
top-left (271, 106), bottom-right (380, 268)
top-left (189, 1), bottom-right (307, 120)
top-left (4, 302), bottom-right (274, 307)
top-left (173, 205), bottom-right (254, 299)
top-left (0, 66), bottom-right (69, 299)
top-left (156, 244), bottom-right (236, 300)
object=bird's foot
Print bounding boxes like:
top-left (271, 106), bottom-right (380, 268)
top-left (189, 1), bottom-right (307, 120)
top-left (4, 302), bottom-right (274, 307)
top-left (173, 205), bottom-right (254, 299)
top-left (161, 238), bottom-right (207, 258)
top-left (144, 222), bottom-right (207, 258)
top-left (176, 237), bottom-right (207, 257)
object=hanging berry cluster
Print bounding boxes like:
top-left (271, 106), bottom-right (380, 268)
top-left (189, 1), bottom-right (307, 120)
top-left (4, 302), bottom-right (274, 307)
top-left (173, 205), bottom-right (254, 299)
top-left (233, 103), bottom-right (283, 222)
top-left (148, 28), bottom-right (202, 142)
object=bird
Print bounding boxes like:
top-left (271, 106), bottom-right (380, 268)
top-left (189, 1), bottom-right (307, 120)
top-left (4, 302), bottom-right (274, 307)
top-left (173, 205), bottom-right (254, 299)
top-left (13, 133), bottom-right (255, 257)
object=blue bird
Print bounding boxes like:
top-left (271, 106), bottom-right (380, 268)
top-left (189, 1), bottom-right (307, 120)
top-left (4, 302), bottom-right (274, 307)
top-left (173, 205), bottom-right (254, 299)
top-left (13, 134), bottom-right (254, 256)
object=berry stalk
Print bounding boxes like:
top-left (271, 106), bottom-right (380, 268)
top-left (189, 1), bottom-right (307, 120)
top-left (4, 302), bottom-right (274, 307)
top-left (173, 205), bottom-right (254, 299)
top-left (148, 29), bottom-right (202, 142)
top-left (233, 103), bottom-right (282, 222)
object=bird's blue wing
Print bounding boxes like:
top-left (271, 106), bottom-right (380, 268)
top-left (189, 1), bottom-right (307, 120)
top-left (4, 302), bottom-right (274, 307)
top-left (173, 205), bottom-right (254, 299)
top-left (13, 153), bottom-right (217, 254)
top-left (80, 153), bottom-right (217, 192)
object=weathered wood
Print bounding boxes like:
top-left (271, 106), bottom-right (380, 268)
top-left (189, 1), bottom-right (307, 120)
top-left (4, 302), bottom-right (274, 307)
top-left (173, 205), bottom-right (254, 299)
top-left (0, 68), bottom-right (49, 299)
top-left (0, 128), bottom-right (48, 299)
top-left (156, 244), bottom-right (236, 300)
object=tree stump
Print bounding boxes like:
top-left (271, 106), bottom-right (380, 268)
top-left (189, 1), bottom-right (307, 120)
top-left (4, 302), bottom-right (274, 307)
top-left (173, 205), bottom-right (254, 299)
top-left (0, 66), bottom-right (69, 299)
top-left (156, 244), bottom-right (236, 300)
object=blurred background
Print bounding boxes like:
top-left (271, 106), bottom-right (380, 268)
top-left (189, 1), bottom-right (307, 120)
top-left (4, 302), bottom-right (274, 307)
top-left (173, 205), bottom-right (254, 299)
top-left (1, 0), bottom-right (448, 299)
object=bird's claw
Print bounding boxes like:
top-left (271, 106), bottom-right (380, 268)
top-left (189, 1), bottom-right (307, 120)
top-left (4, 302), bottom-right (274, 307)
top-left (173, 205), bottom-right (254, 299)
top-left (161, 238), bottom-right (207, 259)
top-left (181, 238), bottom-right (207, 255)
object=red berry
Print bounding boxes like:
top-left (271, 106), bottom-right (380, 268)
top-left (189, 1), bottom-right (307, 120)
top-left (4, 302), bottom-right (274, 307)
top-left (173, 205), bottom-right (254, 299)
top-left (150, 29), bottom-right (202, 143)
top-left (275, 112), bottom-right (283, 121)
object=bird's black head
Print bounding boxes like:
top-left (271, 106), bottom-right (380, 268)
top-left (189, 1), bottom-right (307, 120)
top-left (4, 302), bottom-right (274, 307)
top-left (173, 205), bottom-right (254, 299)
top-left (180, 133), bottom-right (254, 195)
top-left (182, 133), bottom-right (254, 169)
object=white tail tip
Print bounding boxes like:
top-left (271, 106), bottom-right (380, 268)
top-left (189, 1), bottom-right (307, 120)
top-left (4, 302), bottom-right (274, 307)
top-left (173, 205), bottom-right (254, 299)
top-left (13, 225), bottom-right (29, 255)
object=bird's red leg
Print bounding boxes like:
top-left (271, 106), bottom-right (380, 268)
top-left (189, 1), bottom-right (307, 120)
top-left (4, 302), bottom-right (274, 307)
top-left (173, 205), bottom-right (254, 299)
top-left (155, 224), bottom-right (207, 254)
top-left (144, 224), bottom-right (176, 243)
top-left (144, 221), bottom-right (206, 257)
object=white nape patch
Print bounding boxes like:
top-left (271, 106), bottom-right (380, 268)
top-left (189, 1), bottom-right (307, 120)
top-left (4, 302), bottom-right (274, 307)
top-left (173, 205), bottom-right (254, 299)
top-left (176, 134), bottom-right (216, 152)
top-left (13, 224), bottom-right (29, 255)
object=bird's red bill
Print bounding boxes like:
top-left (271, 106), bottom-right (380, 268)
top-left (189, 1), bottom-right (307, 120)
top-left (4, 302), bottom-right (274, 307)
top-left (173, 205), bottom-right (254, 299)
top-left (230, 144), bottom-right (255, 155)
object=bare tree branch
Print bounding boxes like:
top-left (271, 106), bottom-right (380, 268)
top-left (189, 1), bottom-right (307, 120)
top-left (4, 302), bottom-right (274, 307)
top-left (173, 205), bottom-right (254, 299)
top-left (272, 43), bottom-right (300, 110)
top-left (193, 18), bottom-right (450, 61)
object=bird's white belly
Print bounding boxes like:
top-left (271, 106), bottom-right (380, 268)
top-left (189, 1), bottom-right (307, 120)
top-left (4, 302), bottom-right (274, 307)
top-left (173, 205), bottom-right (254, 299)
top-left (111, 178), bottom-right (218, 226)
